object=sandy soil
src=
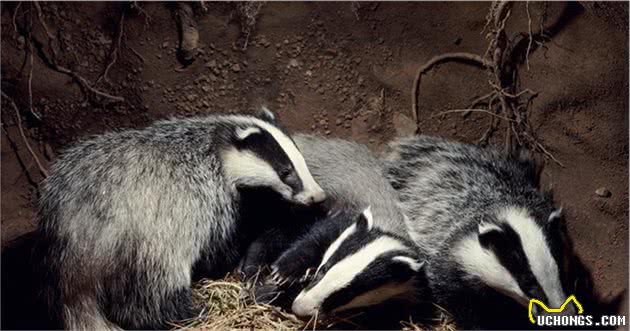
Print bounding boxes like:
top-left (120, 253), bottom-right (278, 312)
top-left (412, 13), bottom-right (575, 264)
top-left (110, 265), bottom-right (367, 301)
top-left (1, 1), bottom-right (628, 326)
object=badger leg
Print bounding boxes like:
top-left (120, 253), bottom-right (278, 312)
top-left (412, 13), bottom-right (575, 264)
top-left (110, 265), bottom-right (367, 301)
top-left (63, 297), bottom-right (122, 331)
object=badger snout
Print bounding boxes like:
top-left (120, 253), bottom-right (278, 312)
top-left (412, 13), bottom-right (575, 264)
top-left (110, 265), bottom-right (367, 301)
top-left (293, 187), bottom-right (326, 206)
top-left (291, 291), bottom-right (319, 317)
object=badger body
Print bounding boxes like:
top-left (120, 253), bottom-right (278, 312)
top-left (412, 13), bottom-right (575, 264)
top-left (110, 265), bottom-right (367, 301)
top-left (241, 135), bottom-right (422, 318)
top-left (34, 111), bottom-right (325, 330)
top-left (382, 135), bottom-right (574, 329)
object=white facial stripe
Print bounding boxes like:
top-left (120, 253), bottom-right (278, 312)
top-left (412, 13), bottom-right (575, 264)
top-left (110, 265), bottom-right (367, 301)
top-left (222, 149), bottom-right (279, 181)
top-left (249, 118), bottom-right (323, 197)
top-left (332, 280), bottom-right (416, 313)
top-left (362, 206), bottom-right (374, 230)
top-left (501, 207), bottom-right (566, 307)
top-left (455, 235), bottom-right (527, 305)
top-left (236, 126), bottom-right (261, 140)
top-left (316, 223), bottom-right (357, 274)
top-left (260, 106), bottom-right (275, 120)
top-left (392, 256), bottom-right (424, 272)
top-left (478, 222), bottom-right (503, 235)
top-left (549, 207), bottom-right (563, 221)
top-left (294, 237), bottom-right (407, 316)
top-left (222, 148), bottom-right (290, 199)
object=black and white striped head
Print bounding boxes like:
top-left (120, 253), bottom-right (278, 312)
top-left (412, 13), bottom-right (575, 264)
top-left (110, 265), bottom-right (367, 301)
top-left (222, 107), bottom-right (326, 205)
top-left (291, 207), bottom-right (423, 317)
top-left (454, 206), bottom-right (574, 317)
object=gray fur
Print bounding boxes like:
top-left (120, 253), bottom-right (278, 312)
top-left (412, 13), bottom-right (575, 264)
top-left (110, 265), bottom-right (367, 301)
top-left (35, 114), bottom-right (320, 330)
top-left (294, 134), bottom-right (409, 237)
top-left (245, 135), bottom-right (418, 317)
top-left (382, 135), bottom-right (569, 329)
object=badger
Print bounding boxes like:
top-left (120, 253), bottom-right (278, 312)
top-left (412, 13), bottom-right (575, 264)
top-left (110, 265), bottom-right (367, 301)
top-left (381, 135), bottom-right (578, 329)
top-left (33, 109), bottom-right (326, 330)
top-left (238, 135), bottom-right (424, 320)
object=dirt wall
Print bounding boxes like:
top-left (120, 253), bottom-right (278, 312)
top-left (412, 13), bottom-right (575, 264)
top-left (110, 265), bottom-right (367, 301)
top-left (1, 1), bottom-right (627, 312)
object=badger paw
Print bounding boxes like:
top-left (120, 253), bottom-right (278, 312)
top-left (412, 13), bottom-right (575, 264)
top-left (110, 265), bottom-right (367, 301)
top-left (267, 259), bottom-right (310, 287)
top-left (299, 268), bottom-right (315, 283)
top-left (252, 284), bottom-right (282, 304)
top-left (267, 266), bottom-right (291, 286)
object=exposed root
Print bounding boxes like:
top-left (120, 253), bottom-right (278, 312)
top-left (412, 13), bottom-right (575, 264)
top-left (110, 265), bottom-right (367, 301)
top-left (525, 1), bottom-right (534, 70)
top-left (235, 2), bottom-right (265, 51)
top-left (27, 3), bottom-right (124, 104)
top-left (26, 8), bottom-right (41, 121)
top-left (410, 1), bottom-right (563, 166)
top-left (96, 11), bottom-right (126, 85)
top-left (411, 52), bottom-right (493, 130)
top-left (131, 1), bottom-right (152, 29)
top-left (12, 3), bottom-right (22, 35)
top-left (126, 44), bottom-right (146, 63)
top-left (434, 108), bottom-right (513, 122)
top-left (1, 91), bottom-right (48, 178)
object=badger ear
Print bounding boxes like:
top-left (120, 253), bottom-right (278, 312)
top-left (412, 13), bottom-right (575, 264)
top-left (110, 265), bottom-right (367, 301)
top-left (235, 126), bottom-right (262, 141)
top-left (392, 256), bottom-right (424, 272)
top-left (356, 206), bottom-right (374, 231)
top-left (256, 106), bottom-right (277, 123)
top-left (547, 207), bottom-right (563, 227)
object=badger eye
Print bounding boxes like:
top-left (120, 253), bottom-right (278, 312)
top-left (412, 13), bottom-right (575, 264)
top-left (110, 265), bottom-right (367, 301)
top-left (279, 168), bottom-right (293, 180)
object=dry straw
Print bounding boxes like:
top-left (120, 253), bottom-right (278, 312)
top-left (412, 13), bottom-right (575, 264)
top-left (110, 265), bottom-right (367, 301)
top-left (171, 276), bottom-right (456, 331)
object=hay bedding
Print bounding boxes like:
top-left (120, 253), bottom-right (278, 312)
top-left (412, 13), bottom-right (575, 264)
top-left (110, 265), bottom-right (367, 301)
top-left (171, 276), bottom-right (456, 331)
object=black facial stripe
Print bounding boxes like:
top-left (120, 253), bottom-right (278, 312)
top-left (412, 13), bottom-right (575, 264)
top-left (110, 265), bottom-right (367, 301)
top-left (320, 252), bottom-right (417, 313)
top-left (318, 229), bottom-right (383, 275)
top-left (479, 223), bottom-right (548, 303)
top-left (234, 127), bottom-right (303, 193)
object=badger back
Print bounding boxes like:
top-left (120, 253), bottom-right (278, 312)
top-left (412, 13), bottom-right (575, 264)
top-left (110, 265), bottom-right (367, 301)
top-left (382, 135), bottom-right (574, 318)
top-left (293, 134), bottom-right (407, 235)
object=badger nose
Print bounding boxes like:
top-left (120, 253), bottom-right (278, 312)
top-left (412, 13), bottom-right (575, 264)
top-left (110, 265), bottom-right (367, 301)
top-left (291, 292), bottom-right (319, 317)
top-left (310, 188), bottom-right (326, 204)
top-left (291, 300), bottom-right (317, 317)
top-left (294, 188), bottom-right (326, 206)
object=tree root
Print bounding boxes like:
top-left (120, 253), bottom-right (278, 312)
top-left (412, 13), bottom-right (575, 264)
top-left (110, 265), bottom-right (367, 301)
top-left (96, 11), bottom-right (126, 85)
top-left (411, 52), bottom-right (493, 130)
top-left (1, 91), bottom-right (49, 178)
top-left (25, 2), bottom-right (125, 104)
top-left (410, 1), bottom-right (563, 167)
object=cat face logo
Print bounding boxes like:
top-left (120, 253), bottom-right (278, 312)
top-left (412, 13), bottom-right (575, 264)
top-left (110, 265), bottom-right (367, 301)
top-left (528, 295), bottom-right (584, 324)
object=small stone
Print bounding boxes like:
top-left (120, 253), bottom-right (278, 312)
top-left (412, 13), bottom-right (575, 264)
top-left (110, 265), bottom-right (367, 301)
top-left (335, 119), bottom-right (342, 125)
top-left (205, 60), bottom-right (217, 68)
top-left (319, 119), bottom-right (326, 125)
top-left (187, 94), bottom-right (196, 101)
top-left (595, 187), bottom-right (611, 198)
top-left (325, 130), bottom-right (331, 135)
top-left (16, 36), bottom-right (25, 46)
top-left (201, 86), bottom-right (211, 92)
top-left (288, 59), bottom-right (299, 68)
top-left (305, 70), bottom-right (313, 77)
top-left (231, 64), bottom-right (241, 72)
top-left (162, 41), bottom-right (169, 48)
top-left (283, 39), bottom-right (289, 44)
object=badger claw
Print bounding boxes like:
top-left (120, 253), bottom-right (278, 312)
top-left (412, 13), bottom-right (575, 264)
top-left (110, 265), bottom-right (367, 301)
top-left (300, 268), bottom-right (314, 283)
